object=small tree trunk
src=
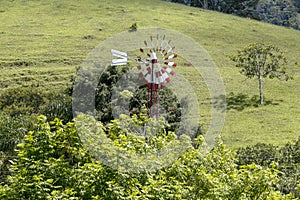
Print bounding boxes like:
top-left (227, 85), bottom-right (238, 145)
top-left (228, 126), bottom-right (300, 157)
top-left (259, 74), bottom-right (263, 105)
top-left (203, 0), bottom-right (208, 9)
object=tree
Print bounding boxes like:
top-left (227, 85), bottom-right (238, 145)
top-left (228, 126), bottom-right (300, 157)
top-left (94, 64), bottom-right (181, 132)
top-left (256, 0), bottom-right (300, 29)
top-left (231, 43), bottom-right (290, 105)
top-left (1, 114), bottom-right (290, 199)
top-left (292, 0), bottom-right (300, 12)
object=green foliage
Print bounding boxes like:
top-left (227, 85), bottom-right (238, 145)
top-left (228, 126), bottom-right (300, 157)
top-left (236, 138), bottom-right (300, 197)
top-left (0, 116), bottom-right (92, 199)
top-left (0, 113), bottom-right (33, 182)
top-left (292, 0), bottom-right (300, 12)
top-left (231, 43), bottom-right (289, 80)
top-left (129, 86), bottom-right (182, 132)
top-left (0, 114), bottom-right (292, 199)
top-left (95, 65), bottom-right (129, 123)
top-left (168, 0), bottom-right (260, 16)
top-left (0, 113), bottom-right (30, 154)
top-left (278, 139), bottom-right (300, 196)
top-left (230, 43), bottom-right (291, 105)
top-left (0, 87), bottom-right (73, 122)
top-left (42, 93), bottom-right (73, 123)
top-left (94, 65), bottom-right (181, 132)
top-left (167, 0), bottom-right (300, 29)
top-left (236, 143), bottom-right (278, 166)
top-left (256, 0), bottom-right (300, 29)
top-left (0, 87), bottom-right (45, 116)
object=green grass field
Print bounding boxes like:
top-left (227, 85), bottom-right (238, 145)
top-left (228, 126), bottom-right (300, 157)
top-left (0, 0), bottom-right (299, 148)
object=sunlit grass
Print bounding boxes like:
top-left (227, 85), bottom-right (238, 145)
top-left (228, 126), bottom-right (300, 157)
top-left (0, 0), bottom-right (299, 148)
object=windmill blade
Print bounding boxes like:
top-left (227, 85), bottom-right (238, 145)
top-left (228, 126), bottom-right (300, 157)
top-left (149, 35), bottom-right (155, 49)
top-left (141, 68), bottom-right (149, 76)
top-left (111, 49), bottom-right (128, 66)
top-left (163, 66), bottom-right (175, 75)
top-left (156, 34), bottom-right (159, 51)
top-left (154, 77), bottom-right (159, 84)
top-left (111, 59), bottom-right (127, 66)
top-left (160, 35), bottom-right (168, 53)
top-left (167, 46), bottom-right (175, 54)
top-left (164, 61), bottom-right (177, 67)
top-left (144, 39), bottom-right (153, 50)
top-left (159, 76), bottom-right (164, 84)
top-left (156, 71), bottom-right (165, 84)
top-left (164, 54), bottom-right (177, 61)
top-left (161, 72), bottom-right (170, 82)
top-left (145, 74), bottom-right (152, 83)
top-left (160, 68), bottom-right (166, 73)
top-left (140, 48), bottom-right (150, 57)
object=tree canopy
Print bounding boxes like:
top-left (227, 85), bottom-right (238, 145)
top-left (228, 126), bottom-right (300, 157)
top-left (230, 43), bottom-right (291, 105)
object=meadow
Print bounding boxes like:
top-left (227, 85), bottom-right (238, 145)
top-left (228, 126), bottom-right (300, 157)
top-left (0, 0), bottom-right (300, 148)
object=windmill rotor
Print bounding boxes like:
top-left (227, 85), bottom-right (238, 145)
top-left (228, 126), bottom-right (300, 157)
top-left (111, 34), bottom-right (178, 118)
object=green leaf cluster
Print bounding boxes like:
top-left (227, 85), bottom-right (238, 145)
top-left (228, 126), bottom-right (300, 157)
top-left (0, 114), bottom-right (294, 199)
top-left (231, 43), bottom-right (290, 80)
top-left (236, 139), bottom-right (300, 197)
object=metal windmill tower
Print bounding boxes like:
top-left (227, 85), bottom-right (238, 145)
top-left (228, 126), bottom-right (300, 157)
top-left (111, 34), bottom-right (178, 119)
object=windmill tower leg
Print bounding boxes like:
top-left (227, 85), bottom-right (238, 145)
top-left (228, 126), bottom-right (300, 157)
top-left (147, 83), bottom-right (159, 119)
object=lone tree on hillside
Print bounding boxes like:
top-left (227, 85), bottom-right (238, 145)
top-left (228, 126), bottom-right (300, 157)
top-left (231, 43), bottom-right (291, 105)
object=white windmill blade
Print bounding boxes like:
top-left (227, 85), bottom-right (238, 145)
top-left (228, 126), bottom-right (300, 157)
top-left (156, 34), bottom-right (159, 50)
top-left (155, 77), bottom-right (160, 84)
top-left (161, 72), bottom-right (169, 80)
top-left (160, 35), bottom-right (168, 51)
top-left (111, 49), bottom-right (127, 58)
top-left (165, 54), bottom-right (178, 60)
top-left (167, 46), bottom-right (175, 54)
top-left (111, 49), bottom-right (128, 66)
top-left (159, 76), bottom-right (164, 83)
top-left (145, 74), bottom-right (152, 83)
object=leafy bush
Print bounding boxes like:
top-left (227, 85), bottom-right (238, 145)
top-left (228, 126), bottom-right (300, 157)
top-left (277, 139), bottom-right (300, 196)
top-left (0, 87), bottom-right (45, 116)
top-left (0, 112), bottom-right (33, 183)
top-left (236, 143), bottom-right (278, 166)
top-left (0, 114), bottom-right (292, 199)
top-left (0, 116), bottom-right (92, 199)
top-left (42, 93), bottom-right (73, 123)
top-left (0, 113), bottom-right (30, 153)
top-left (236, 138), bottom-right (300, 197)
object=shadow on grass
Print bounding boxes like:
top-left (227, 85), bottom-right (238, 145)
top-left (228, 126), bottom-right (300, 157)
top-left (213, 92), bottom-right (281, 112)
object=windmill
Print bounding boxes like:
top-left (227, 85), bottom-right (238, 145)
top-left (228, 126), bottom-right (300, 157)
top-left (111, 34), bottom-right (178, 119)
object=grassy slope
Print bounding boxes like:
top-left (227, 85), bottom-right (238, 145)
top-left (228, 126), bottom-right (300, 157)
top-left (0, 0), bottom-right (299, 148)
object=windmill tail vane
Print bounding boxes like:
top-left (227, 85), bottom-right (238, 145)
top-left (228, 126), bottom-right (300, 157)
top-left (110, 34), bottom-right (178, 119)
top-left (111, 49), bottom-right (128, 66)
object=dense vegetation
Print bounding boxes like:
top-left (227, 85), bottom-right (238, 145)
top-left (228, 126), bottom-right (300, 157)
top-left (0, 0), bottom-right (300, 198)
top-left (0, 114), bottom-right (298, 199)
top-left (167, 0), bottom-right (300, 29)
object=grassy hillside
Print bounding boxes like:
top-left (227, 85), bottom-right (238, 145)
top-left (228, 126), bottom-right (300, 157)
top-left (0, 0), bottom-right (299, 148)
